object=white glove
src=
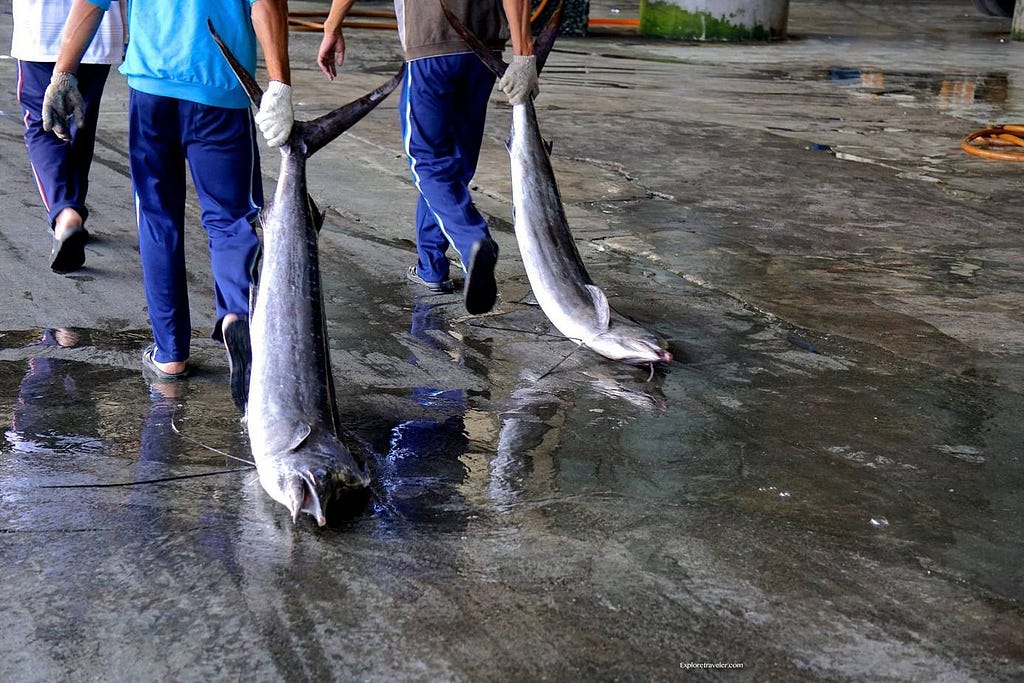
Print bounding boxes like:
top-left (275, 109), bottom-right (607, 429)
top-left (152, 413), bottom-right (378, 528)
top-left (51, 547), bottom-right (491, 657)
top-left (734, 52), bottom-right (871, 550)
top-left (255, 81), bottom-right (294, 147)
top-left (42, 71), bottom-right (85, 142)
top-left (498, 55), bottom-right (539, 106)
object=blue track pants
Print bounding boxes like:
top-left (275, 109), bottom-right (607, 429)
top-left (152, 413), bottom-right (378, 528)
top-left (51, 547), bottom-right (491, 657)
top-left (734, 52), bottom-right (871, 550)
top-left (128, 89), bottom-right (262, 364)
top-left (17, 60), bottom-right (110, 229)
top-left (400, 53), bottom-right (498, 283)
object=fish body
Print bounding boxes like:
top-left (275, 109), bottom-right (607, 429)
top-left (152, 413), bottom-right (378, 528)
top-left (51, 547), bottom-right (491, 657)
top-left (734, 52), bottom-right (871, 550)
top-left (210, 21), bottom-right (403, 525)
top-left (508, 100), bottom-right (671, 366)
top-left (442, 5), bottom-right (672, 367)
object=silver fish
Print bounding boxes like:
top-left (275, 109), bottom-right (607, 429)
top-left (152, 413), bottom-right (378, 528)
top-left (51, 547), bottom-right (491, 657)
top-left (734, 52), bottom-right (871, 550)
top-left (442, 4), bottom-right (672, 369)
top-left (210, 22), bottom-right (403, 525)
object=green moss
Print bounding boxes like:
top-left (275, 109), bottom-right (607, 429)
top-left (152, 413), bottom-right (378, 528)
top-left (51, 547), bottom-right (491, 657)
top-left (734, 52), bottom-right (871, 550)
top-left (1012, 31), bottom-right (1024, 42)
top-left (639, 0), bottom-right (777, 41)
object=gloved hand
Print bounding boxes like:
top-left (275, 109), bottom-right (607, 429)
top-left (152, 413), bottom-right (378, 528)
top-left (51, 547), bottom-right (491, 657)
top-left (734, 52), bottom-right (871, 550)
top-left (498, 55), bottom-right (539, 106)
top-left (42, 71), bottom-right (85, 142)
top-left (255, 81), bottom-right (294, 147)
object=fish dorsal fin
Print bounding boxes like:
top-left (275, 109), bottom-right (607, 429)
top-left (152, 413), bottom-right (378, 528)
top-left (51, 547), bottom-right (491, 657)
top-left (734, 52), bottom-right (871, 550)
top-left (269, 421), bottom-right (313, 454)
top-left (585, 284), bottom-right (611, 330)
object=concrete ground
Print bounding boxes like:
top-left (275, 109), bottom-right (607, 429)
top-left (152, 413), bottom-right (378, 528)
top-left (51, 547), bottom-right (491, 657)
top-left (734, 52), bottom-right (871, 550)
top-left (1, 0), bottom-right (1023, 680)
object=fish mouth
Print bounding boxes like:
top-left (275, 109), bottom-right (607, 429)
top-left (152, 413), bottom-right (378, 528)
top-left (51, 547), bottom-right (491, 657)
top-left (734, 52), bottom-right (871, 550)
top-left (280, 465), bottom-right (370, 527)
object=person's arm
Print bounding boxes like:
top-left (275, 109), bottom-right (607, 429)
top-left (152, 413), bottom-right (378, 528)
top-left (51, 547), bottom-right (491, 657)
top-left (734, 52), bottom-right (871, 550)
top-left (498, 0), bottom-right (538, 105)
top-left (318, 0), bottom-right (357, 80)
top-left (54, 0), bottom-right (107, 73)
top-left (251, 0), bottom-right (293, 147)
top-left (44, 0), bottom-right (107, 140)
top-left (502, 0), bottom-right (533, 57)
top-left (251, 0), bottom-right (291, 85)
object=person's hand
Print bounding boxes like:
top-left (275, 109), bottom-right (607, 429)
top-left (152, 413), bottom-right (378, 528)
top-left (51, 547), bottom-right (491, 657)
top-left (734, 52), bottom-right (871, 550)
top-left (42, 71), bottom-right (85, 141)
top-left (255, 81), bottom-right (294, 147)
top-left (498, 55), bottom-right (539, 106)
top-left (318, 30), bottom-right (346, 80)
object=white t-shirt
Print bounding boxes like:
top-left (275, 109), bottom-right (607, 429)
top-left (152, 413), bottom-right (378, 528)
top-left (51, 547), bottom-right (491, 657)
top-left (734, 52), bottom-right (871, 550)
top-left (10, 0), bottom-right (126, 65)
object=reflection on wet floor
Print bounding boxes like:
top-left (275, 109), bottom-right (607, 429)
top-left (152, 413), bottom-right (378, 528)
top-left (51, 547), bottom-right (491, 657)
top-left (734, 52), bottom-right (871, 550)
top-left (372, 299), bottom-right (473, 527)
top-left (2, 269), bottom-right (1023, 674)
top-left (824, 66), bottom-right (1011, 117)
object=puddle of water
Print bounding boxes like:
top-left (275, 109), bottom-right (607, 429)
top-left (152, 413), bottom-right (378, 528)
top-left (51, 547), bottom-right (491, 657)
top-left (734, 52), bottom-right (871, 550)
top-left (823, 66), bottom-right (1011, 117)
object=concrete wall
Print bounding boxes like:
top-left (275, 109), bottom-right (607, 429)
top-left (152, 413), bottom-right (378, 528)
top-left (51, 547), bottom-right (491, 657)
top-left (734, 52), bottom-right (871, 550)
top-left (640, 0), bottom-right (789, 40)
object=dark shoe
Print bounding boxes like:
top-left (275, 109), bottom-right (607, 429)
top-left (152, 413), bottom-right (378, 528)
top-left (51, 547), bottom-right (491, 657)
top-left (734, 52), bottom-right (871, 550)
top-left (224, 318), bottom-right (252, 412)
top-left (50, 225), bottom-right (89, 273)
top-left (464, 238), bottom-right (498, 315)
top-left (142, 343), bottom-right (190, 380)
top-left (406, 265), bottom-right (454, 293)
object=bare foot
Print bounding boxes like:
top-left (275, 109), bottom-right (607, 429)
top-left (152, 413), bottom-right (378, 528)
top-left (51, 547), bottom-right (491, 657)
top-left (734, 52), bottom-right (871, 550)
top-left (54, 207), bottom-right (84, 241)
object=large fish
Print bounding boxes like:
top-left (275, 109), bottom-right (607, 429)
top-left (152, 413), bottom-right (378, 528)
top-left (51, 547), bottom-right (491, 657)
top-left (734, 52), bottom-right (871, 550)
top-left (209, 22), bottom-right (403, 525)
top-left (443, 4), bottom-right (672, 370)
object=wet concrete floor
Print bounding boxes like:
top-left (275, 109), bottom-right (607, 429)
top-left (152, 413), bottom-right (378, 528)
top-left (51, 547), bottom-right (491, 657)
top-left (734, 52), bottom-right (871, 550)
top-left (1, 0), bottom-right (1023, 680)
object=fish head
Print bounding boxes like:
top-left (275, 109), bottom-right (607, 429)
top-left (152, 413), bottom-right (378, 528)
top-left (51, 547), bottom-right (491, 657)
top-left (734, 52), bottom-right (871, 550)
top-left (588, 326), bottom-right (673, 366)
top-left (257, 429), bottom-right (370, 527)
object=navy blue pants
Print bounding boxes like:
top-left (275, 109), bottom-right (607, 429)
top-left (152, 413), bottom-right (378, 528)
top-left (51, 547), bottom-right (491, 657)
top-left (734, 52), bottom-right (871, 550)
top-left (17, 60), bottom-right (110, 230)
top-left (128, 89), bottom-right (262, 364)
top-left (400, 53), bottom-right (497, 284)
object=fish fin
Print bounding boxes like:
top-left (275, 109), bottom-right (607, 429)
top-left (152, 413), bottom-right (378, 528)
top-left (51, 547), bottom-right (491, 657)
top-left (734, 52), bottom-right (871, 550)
top-left (207, 20), bottom-right (264, 108)
top-left (441, 2), bottom-right (508, 78)
top-left (307, 194), bottom-right (326, 234)
top-left (443, 0), bottom-right (564, 77)
top-left (544, 138), bottom-right (553, 155)
top-left (303, 64), bottom-right (405, 157)
top-left (268, 421), bottom-right (313, 454)
top-left (585, 284), bottom-right (611, 330)
top-left (533, 0), bottom-right (565, 75)
top-left (209, 19), bottom-right (402, 159)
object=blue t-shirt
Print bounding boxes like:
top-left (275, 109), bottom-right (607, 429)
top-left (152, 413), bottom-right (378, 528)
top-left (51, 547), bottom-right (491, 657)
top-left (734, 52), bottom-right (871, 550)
top-left (87, 0), bottom-right (257, 108)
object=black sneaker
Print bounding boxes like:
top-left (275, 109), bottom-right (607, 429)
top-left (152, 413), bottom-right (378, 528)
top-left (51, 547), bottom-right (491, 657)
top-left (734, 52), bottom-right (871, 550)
top-left (50, 225), bottom-right (89, 273)
top-left (464, 238), bottom-right (498, 315)
top-left (406, 265), bottom-right (454, 293)
top-left (223, 318), bottom-right (252, 412)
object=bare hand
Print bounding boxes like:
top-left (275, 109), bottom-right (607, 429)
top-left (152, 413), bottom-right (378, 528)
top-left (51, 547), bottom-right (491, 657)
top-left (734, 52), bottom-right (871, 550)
top-left (318, 31), bottom-right (346, 80)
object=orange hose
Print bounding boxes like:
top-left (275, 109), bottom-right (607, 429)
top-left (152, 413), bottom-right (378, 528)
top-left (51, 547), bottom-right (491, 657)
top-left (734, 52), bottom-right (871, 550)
top-left (588, 18), bottom-right (640, 27)
top-left (530, 0), bottom-right (550, 23)
top-left (289, 10), bottom-right (395, 19)
top-left (962, 124), bottom-right (1024, 161)
top-left (289, 21), bottom-right (397, 31)
top-left (287, 7), bottom-right (641, 34)
top-left (287, 9), bottom-right (396, 32)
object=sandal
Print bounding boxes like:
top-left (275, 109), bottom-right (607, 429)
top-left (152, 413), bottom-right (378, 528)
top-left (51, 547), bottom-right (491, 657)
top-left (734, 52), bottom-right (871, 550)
top-left (142, 343), bottom-right (190, 380)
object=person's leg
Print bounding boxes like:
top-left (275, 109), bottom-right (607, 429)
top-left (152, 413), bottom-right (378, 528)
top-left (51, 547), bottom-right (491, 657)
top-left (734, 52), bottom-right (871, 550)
top-left (452, 55), bottom-right (500, 314)
top-left (182, 100), bottom-right (261, 409)
top-left (400, 55), bottom-right (492, 284)
top-left (60, 63), bottom-right (111, 229)
top-left (17, 60), bottom-right (110, 271)
top-left (129, 89), bottom-right (190, 372)
top-left (452, 57), bottom-right (496, 188)
top-left (182, 101), bottom-right (261, 334)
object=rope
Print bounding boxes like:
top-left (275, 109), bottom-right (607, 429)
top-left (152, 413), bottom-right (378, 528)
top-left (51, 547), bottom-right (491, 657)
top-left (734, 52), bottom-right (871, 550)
top-left (286, 7), bottom-right (638, 33)
top-left (961, 124), bottom-right (1024, 161)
